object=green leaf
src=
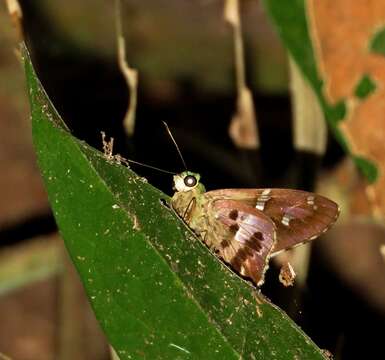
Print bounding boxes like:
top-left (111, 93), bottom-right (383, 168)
top-left (354, 156), bottom-right (379, 184)
top-left (262, 0), bottom-right (379, 181)
top-left (370, 27), bottom-right (385, 56)
top-left (354, 74), bottom-right (376, 99)
top-left (23, 42), bottom-right (327, 359)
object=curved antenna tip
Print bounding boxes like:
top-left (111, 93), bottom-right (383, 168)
top-left (162, 121), bottom-right (187, 170)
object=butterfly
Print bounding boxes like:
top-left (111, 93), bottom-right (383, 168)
top-left (171, 171), bottom-right (340, 286)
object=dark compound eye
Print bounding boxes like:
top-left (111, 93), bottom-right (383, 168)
top-left (184, 175), bottom-right (197, 187)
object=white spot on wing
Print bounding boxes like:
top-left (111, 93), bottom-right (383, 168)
top-left (281, 213), bottom-right (294, 226)
top-left (240, 266), bottom-right (246, 276)
top-left (255, 203), bottom-right (265, 211)
top-left (262, 189), bottom-right (271, 196)
top-left (255, 189), bottom-right (271, 211)
top-left (307, 195), bottom-right (315, 206)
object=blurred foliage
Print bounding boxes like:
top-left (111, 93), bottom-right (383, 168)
top-left (262, 0), bottom-right (379, 184)
top-left (370, 27), bottom-right (385, 56)
top-left (354, 74), bottom-right (376, 99)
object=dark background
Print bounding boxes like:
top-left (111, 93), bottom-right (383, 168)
top-left (0, 0), bottom-right (383, 359)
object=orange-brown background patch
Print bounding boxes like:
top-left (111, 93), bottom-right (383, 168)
top-left (308, 0), bottom-right (385, 217)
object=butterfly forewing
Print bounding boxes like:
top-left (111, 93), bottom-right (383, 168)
top-left (206, 188), bottom-right (339, 256)
top-left (264, 189), bottom-right (339, 255)
top-left (210, 200), bottom-right (276, 286)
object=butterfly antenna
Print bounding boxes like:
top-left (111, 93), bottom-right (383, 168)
top-left (125, 159), bottom-right (176, 175)
top-left (162, 121), bottom-right (187, 170)
top-left (101, 131), bottom-right (175, 175)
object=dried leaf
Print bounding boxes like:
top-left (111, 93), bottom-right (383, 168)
top-left (225, 0), bottom-right (260, 149)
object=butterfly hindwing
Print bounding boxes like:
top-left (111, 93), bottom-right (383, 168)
top-left (206, 188), bottom-right (339, 256)
top-left (208, 199), bottom-right (276, 286)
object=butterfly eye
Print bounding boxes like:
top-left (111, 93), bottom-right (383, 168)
top-left (184, 175), bottom-right (197, 187)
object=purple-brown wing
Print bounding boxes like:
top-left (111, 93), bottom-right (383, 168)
top-left (206, 188), bottom-right (339, 256)
top-left (210, 199), bottom-right (276, 286)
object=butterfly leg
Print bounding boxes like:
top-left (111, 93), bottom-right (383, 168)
top-left (182, 197), bottom-right (196, 222)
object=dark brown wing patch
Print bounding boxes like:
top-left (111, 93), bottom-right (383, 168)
top-left (211, 200), bottom-right (276, 286)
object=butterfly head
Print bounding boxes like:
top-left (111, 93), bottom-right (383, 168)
top-left (173, 171), bottom-right (205, 193)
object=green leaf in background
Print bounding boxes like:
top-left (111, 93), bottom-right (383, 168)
top-left (353, 155), bottom-right (379, 184)
top-left (354, 74), bottom-right (376, 100)
top-left (262, 0), bottom-right (379, 182)
top-left (23, 43), bottom-right (328, 359)
top-left (370, 27), bottom-right (385, 56)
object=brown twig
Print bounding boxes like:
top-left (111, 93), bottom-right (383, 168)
top-left (5, 0), bottom-right (23, 40)
top-left (224, 0), bottom-right (259, 149)
top-left (115, 0), bottom-right (138, 137)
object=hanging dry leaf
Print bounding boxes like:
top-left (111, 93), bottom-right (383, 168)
top-left (229, 88), bottom-right (259, 149)
top-left (225, 0), bottom-right (259, 149)
top-left (279, 262), bottom-right (296, 287)
top-left (115, 0), bottom-right (138, 137)
top-left (5, 0), bottom-right (23, 38)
